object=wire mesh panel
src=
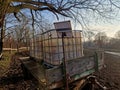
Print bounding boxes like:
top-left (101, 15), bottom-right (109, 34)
top-left (42, 30), bottom-right (83, 65)
top-left (29, 34), bottom-right (43, 61)
top-left (29, 30), bottom-right (83, 65)
top-left (42, 30), bottom-right (60, 65)
top-left (29, 38), bottom-right (35, 58)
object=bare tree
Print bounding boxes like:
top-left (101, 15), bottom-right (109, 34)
top-left (12, 19), bottom-right (30, 52)
top-left (115, 30), bottom-right (120, 39)
top-left (109, 30), bottom-right (120, 49)
top-left (0, 0), bottom-right (120, 56)
top-left (94, 32), bottom-right (108, 48)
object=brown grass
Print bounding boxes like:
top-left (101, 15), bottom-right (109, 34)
top-left (0, 51), bottom-right (16, 77)
top-left (95, 53), bottom-right (120, 90)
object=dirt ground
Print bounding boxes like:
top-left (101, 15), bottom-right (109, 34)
top-left (0, 52), bottom-right (38, 90)
top-left (0, 51), bottom-right (120, 90)
top-left (94, 53), bottom-right (120, 90)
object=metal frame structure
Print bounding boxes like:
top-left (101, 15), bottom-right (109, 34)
top-left (30, 29), bottom-right (83, 66)
top-left (22, 29), bottom-right (105, 90)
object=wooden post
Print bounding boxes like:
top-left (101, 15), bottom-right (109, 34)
top-left (94, 52), bottom-right (99, 71)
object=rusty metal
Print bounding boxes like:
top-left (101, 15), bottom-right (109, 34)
top-left (72, 76), bottom-right (107, 90)
top-left (85, 76), bottom-right (107, 90)
top-left (62, 32), bottom-right (69, 90)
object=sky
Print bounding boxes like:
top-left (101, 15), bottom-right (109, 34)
top-left (52, 19), bottom-right (120, 37)
top-left (88, 24), bottom-right (120, 37)
top-left (40, 9), bottom-right (120, 38)
top-left (6, 1), bottom-right (120, 39)
top-left (6, 11), bottom-right (120, 38)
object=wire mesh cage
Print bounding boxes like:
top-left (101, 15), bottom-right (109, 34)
top-left (30, 29), bottom-right (83, 65)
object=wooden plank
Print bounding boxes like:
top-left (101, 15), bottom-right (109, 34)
top-left (46, 66), bottom-right (63, 85)
top-left (46, 56), bottom-right (95, 85)
top-left (21, 60), bottom-right (46, 85)
top-left (66, 56), bottom-right (95, 76)
top-left (46, 51), bottom-right (104, 85)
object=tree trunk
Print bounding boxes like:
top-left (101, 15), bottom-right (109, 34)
top-left (0, 30), bottom-right (3, 59)
top-left (0, 16), bottom-right (5, 59)
top-left (0, 39), bottom-right (3, 59)
top-left (0, 0), bottom-right (9, 59)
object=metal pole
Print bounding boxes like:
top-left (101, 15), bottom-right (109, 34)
top-left (62, 32), bottom-right (69, 90)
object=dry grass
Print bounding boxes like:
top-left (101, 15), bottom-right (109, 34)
top-left (96, 53), bottom-right (120, 89)
top-left (0, 51), bottom-right (16, 77)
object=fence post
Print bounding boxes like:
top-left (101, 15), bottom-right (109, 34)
top-left (94, 52), bottom-right (99, 71)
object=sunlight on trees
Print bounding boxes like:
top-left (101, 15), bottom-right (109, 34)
top-left (1, 0), bottom-right (120, 56)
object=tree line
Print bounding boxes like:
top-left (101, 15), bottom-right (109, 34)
top-left (84, 30), bottom-right (120, 50)
top-left (1, 0), bottom-right (120, 56)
